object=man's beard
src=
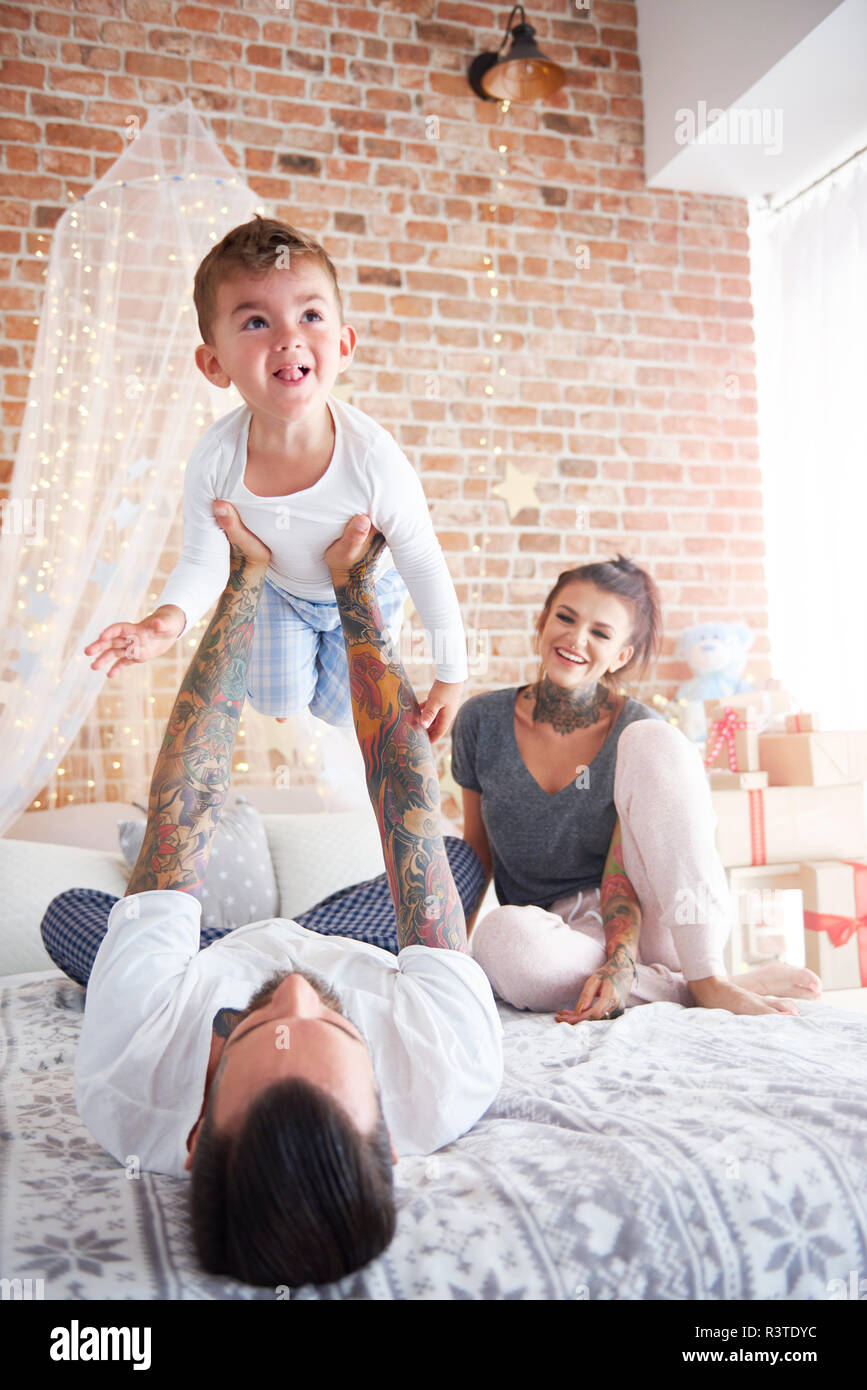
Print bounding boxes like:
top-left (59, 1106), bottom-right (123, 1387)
top-left (240, 967), bottom-right (344, 1020)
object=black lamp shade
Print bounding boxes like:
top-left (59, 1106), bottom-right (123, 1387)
top-left (480, 22), bottom-right (565, 103)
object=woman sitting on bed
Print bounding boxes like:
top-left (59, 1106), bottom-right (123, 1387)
top-left (450, 555), bottom-right (821, 1022)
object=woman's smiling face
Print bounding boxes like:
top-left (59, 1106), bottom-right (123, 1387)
top-left (537, 580), bottom-right (635, 690)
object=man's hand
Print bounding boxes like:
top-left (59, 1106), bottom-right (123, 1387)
top-left (420, 679), bottom-right (463, 742)
top-left (324, 512), bottom-right (384, 586)
top-left (212, 499), bottom-right (271, 568)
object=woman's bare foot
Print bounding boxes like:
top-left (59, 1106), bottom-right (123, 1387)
top-left (734, 963), bottom-right (822, 1000)
top-left (690, 976), bottom-right (800, 1015)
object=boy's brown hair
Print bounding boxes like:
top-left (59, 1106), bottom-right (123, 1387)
top-left (193, 214), bottom-right (344, 346)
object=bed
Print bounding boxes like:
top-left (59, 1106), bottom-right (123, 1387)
top-left (3, 963), bottom-right (866, 1300)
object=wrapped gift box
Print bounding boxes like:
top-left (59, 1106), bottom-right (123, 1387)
top-left (708, 769), bottom-right (769, 790)
top-left (702, 688), bottom-right (794, 735)
top-left (725, 863), bottom-right (805, 975)
top-left (758, 731), bottom-right (867, 787)
top-left (711, 782), bottom-right (867, 869)
top-left (801, 859), bottom-right (867, 990)
top-left (704, 704), bottom-right (760, 774)
top-left (785, 712), bottom-right (821, 733)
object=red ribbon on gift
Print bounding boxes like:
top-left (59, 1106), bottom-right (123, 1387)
top-left (803, 860), bottom-right (867, 987)
top-left (748, 788), bottom-right (766, 865)
top-left (704, 706), bottom-right (754, 772)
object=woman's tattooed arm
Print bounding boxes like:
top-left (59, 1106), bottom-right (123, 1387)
top-left (331, 532), bottom-right (467, 953)
top-left (125, 550), bottom-right (267, 897)
top-left (595, 817), bottom-right (640, 1015)
top-left (555, 816), bottom-right (640, 1024)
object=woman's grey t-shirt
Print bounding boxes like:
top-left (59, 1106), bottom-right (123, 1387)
top-left (450, 687), bottom-right (664, 909)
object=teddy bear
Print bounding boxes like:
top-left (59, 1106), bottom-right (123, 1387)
top-left (670, 621), bottom-right (754, 742)
top-left (674, 621), bottom-right (754, 702)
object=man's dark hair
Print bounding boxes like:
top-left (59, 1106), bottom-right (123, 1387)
top-left (190, 1077), bottom-right (396, 1288)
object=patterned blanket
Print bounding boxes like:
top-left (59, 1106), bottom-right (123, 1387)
top-left (2, 971), bottom-right (865, 1300)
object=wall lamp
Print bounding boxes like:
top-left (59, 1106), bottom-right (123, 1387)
top-left (468, 4), bottom-right (567, 104)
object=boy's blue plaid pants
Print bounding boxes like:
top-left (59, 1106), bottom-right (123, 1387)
top-left (247, 566), bottom-right (409, 723)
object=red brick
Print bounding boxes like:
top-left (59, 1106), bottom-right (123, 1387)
top-left (176, 5), bottom-right (221, 33)
top-left (0, 60), bottom-right (46, 86)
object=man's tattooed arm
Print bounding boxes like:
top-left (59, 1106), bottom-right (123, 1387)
top-left (330, 531), bottom-right (467, 953)
top-left (125, 549), bottom-right (267, 897)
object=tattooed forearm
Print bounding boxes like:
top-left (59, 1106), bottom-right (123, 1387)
top-left (599, 818), bottom-right (640, 1008)
top-left (125, 553), bottom-right (266, 897)
top-left (332, 539), bottom-right (466, 953)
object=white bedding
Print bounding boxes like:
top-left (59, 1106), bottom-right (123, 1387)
top-left (1, 971), bottom-right (865, 1300)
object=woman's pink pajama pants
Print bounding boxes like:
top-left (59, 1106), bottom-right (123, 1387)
top-left (469, 719), bottom-right (731, 1012)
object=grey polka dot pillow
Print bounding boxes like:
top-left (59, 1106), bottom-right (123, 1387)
top-left (117, 800), bottom-right (279, 932)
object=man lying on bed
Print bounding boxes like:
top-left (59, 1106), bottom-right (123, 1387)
top-left (72, 506), bottom-right (503, 1289)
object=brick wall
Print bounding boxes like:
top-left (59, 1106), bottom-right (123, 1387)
top-left (0, 0), bottom-right (770, 814)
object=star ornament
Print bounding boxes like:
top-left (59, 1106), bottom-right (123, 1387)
top-left (493, 462), bottom-right (540, 520)
top-left (110, 497), bottom-right (141, 532)
top-left (126, 454), bottom-right (155, 482)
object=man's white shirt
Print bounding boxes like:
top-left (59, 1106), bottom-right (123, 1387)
top-left (75, 891), bottom-right (504, 1178)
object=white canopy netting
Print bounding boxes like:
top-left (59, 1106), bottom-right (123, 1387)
top-left (0, 99), bottom-right (370, 834)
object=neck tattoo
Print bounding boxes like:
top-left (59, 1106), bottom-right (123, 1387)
top-left (524, 677), bottom-right (613, 735)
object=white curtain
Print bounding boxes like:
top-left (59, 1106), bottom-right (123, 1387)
top-left (750, 150), bottom-right (867, 730)
top-left (0, 102), bottom-right (274, 833)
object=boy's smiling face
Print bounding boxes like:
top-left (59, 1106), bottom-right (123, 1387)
top-left (195, 256), bottom-right (356, 427)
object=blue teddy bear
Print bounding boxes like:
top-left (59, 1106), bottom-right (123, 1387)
top-left (675, 621), bottom-right (754, 703)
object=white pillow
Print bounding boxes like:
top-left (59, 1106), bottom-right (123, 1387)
top-left (117, 801), bottom-right (279, 932)
top-left (261, 810), bottom-right (386, 920)
top-left (0, 839), bottom-right (129, 976)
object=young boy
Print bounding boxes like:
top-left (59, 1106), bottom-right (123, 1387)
top-left (85, 216), bottom-right (467, 739)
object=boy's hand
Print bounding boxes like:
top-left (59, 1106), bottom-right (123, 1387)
top-left (85, 608), bottom-right (186, 678)
top-left (85, 502), bottom-right (270, 679)
top-left (420, 679), bottom-right (464, 743)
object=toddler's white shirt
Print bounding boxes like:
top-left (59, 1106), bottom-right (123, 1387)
top-left (157, 396), bottom-right (468, 681)
top-left (75, 890), bottom-right (504, 1177)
